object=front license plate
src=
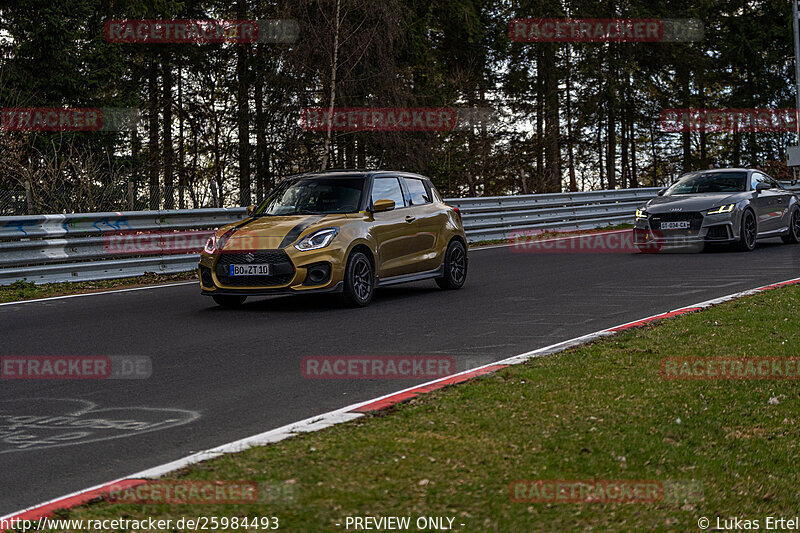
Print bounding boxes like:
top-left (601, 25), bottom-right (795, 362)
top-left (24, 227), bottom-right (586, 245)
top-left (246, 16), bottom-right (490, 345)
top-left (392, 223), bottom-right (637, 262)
top-left (229, 263), bottom-right (271, 276)
top-left (660, 221), bottom-right (690, 230)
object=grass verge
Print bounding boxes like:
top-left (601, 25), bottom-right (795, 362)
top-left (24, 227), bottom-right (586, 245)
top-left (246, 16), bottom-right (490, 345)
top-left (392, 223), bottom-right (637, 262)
top-left (25, 284), bottom-right (800, 532)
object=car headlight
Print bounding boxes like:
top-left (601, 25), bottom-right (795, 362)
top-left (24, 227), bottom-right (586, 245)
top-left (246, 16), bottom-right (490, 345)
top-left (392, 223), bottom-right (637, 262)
top-left (294, 227), bottom-right (339, 251)
top-left (635, 208), bottom-right (647, 219)
top-left (204, 235), bottom-right (217, 254)
top-left (707, 204), bottom-right (735, 215)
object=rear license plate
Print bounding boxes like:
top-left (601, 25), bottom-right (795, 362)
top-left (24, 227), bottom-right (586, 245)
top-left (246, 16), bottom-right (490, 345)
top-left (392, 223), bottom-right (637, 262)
top-left (660, 221), bottom-right (690, 230)
top-left (229, 263), bottom-right (271, 276)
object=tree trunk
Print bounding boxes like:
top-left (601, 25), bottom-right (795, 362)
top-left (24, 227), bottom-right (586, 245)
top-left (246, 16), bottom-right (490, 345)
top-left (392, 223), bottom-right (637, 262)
top-left (255, 44), bottom-right (266, 203)
top-left (677, 60), bottom-right (692, 172)
top-left (236, 0), bottom-right (251, 206)
top-left (177, 62), bottom-right (185, 209)
top-left (597, 117), bottom-right (605, 190)
top-left (321, 0), bottom-right (342, 171)
top-left (162, 56), bottom-right (174, 209)
top-left (535, 48), bottom-right (544, 190)
top-left (543, 43), bottom-right (560, 192)
top-left (565, 45), bottom-right (577, 192)
top-left (629, 106), bottom-right (638, 188)
top-left (621, 103), bottom-right (629, 189)
top-left (147, 60), bottom-right (160, 210)
top-left (606, 46), bottom-right (616, 189)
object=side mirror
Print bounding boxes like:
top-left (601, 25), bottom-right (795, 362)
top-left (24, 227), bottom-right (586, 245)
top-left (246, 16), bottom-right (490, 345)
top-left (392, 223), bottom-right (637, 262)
top-left (755, 182), bottom-right (770, 192)
top-left (246, 204), bottom-right (256, 216)
top-left (657, 188), bottom-right (666, 196)
top-left (372, 199), bottom-right (396, 212)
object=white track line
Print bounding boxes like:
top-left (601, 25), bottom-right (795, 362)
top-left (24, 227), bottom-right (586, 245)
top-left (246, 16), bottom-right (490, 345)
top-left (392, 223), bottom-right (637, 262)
top-left (0, 281), bottom-right (196, 307)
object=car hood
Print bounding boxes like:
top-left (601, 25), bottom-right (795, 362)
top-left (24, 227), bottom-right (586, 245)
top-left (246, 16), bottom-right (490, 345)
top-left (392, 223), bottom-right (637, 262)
top-left (644, 192), bottom-right (747, 213)
top-left (216, 213), bottom-right (354, 250)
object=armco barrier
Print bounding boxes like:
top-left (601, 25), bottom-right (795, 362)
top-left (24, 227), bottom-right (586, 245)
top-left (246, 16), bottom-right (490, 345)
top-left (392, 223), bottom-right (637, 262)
top-left (0, 189), bottom-right (657, 285)
top-left (0, 209), bottom-right (247, 285)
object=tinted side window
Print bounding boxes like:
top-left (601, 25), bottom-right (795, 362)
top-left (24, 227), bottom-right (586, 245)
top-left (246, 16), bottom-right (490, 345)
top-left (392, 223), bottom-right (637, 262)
top-left (371, 177), bottom-right (406, 208)
top-left (404, 178), bottom-right (431, 205)
top-left (752, 172), bottom-right (776, 189)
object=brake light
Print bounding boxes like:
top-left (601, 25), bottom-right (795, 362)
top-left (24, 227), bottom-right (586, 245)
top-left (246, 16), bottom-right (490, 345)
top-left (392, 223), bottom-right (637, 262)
top-left (447, 205), bottom-right (462, 223)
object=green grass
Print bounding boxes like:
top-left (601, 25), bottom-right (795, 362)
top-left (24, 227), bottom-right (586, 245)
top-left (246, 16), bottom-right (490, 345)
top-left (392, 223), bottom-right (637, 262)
top-left (27, 284), bottom-right (800, 532)
top-left (0, 271), bottom-right (196, 303)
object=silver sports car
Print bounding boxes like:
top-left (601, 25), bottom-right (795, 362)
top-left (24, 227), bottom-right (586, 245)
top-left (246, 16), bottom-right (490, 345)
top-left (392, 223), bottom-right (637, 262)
top-left (633, 168), bottom-right (800, 252)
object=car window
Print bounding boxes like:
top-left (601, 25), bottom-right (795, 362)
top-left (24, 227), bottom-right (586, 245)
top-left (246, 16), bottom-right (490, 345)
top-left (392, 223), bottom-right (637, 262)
top-left (665, 171), bottom-right (747, 195)
top-left (371, 177), bottom-right (406, 208)
top-left (429, 184), bottom-right (443, 202)
top-left (751, 172), bottom-right (777, 190)
top-left (256, 177), bottom-right (364, 215)
top-left (404, 178), bottom-right (431, 205)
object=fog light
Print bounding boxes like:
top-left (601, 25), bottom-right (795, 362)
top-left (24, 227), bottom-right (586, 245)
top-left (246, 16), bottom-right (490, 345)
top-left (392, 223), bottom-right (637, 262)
top-left (304, 263), bottom-right (331, 286)
top-left (200, 266), bottom-right (214, 288)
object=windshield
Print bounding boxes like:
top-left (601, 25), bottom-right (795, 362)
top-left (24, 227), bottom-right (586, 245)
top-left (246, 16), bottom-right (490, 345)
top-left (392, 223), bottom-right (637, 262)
top-left (664, 172), bottom-right (747, 195)
top-left (255, 177), bottom-right (365, 216)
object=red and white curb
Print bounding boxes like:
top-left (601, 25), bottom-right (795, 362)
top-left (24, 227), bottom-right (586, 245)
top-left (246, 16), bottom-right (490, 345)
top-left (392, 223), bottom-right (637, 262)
top-left (3, 275), bottom-right (800, 526)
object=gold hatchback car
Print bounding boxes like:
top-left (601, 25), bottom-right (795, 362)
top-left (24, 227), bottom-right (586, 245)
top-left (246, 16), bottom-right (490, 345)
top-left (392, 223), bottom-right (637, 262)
top-left (198, 170), bottom-right (468, 307)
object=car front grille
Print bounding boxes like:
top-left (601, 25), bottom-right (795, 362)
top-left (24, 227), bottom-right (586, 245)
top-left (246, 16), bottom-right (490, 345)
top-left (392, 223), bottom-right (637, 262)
top-left (649, 212), bottom-right (704, 233)
top-left (215, 250), bottom-right (295, 287)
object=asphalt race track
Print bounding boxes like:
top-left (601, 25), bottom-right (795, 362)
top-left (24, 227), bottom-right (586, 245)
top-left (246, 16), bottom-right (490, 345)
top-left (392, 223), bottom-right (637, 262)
top-left (1, 238), bottom-right (799, 514)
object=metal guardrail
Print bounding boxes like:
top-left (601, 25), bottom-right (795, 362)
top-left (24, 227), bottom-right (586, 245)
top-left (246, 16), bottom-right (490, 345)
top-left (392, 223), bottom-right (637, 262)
top-left (0, 189), bottom-right (656, 285)
top-left (0, 209), bottom-right (246, 285)
top-left (447, 188), bottom-right (659, 242)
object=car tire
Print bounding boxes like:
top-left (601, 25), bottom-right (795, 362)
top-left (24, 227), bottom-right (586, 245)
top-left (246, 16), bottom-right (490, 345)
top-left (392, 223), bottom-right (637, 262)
top-left (781, 208), bottom-right (800, 244)
top-left (436, 239), bottom-right (468, 290)
top-left (342, 251), bottom-right (374, 307)
top-left (734, 209), bottom-right (757, 252)
top-left (212, 295), bottom-right (247, 307)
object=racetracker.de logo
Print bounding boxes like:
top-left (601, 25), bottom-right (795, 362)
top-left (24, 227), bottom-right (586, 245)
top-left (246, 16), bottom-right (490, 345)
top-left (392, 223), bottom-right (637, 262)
top-left (1, 108), bottom-right (139, 132)
top-left (301, 356), bottom-right (456, 379)
top-left (509, 230), bottom-right (656, 253)
top-left (107, 480), bottom-right (259, 504)
top-left (509, 480), bottom-right (662, 503)
top-left (660, 108), bottom-right (798, 132)
top-left (104, 19), bottom-right (299, 44)
top-left (1, 356), bottom-right (151, 379)
top-left (661, 357), bottom-right (800, 380)
top-left (103, 231), bottom-right (213, 256)
top-left (510, 19), bottom-right (663, 42)
top-left (301, 108), bottom-right (458, 132)
top-left (509, 18), bottom-right (703, 43)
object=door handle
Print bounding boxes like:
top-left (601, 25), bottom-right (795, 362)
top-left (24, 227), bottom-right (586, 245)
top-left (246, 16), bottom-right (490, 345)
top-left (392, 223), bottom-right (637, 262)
top-left (405, 215), bottom-right (416, 223)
